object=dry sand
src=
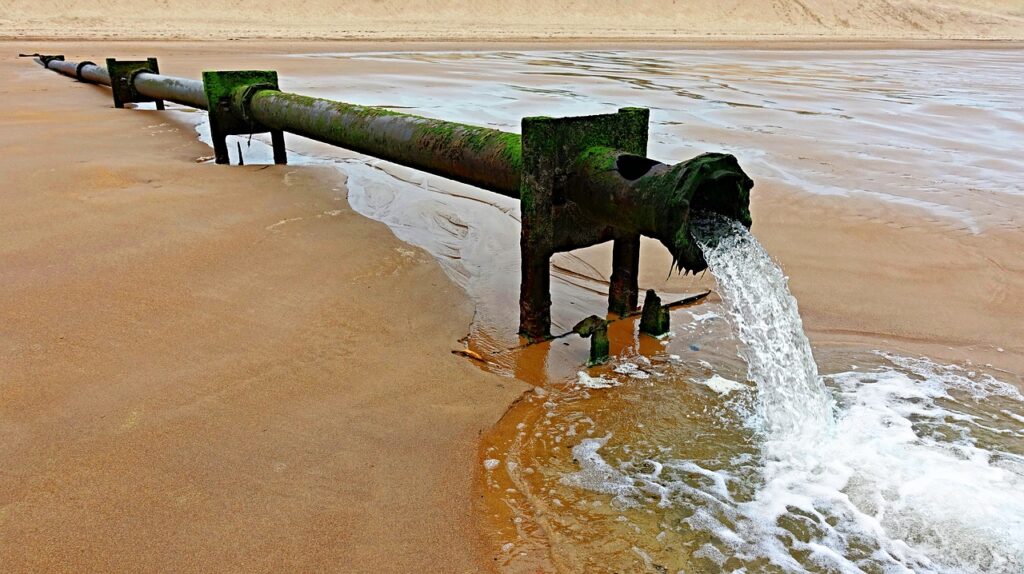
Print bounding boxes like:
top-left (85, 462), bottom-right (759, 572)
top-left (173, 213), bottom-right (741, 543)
top-left (0, 43), bottom-right (529, 572)
top-left (3, 0), bottom-right (1024, 41)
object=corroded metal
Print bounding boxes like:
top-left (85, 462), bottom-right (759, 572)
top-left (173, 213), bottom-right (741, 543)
top-left (573, 315), bottom-right (610, 366)
top-left (517, 108), bottom-right (651, 339)
top-left (567, 147), bottom-right (754, 273)
top-left (639, 289), bottom-right (671, 337)
top-left (107, 58), bottom-right (165, 110)
top-left (203, 71), bottom-right (282, 164)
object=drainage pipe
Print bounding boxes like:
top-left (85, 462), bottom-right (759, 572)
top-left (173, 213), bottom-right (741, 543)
top-left (38, 58), bottom-right (110, 85)
top-left (133, 73), bottom-right (208, 110)
top-left (32, 57), bottom-right (753, 264)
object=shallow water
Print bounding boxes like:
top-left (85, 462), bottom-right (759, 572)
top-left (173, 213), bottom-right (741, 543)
top-left (480, 216), bottom-right (1023, 573)
top-left (177, 49), bottom-right (1024, 571)
top-left (482, 347), bottom-right (1024, 573)
top-left (296, 49), bottom-right (1024, 233)
top-left (189, 49), bottom-right (1024, 380)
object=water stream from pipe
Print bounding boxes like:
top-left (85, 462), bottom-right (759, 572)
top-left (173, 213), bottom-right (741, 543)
top-left (483, 218), bottom-right (1024, 573)
top-left (692, 215), bottom-right (835, 439)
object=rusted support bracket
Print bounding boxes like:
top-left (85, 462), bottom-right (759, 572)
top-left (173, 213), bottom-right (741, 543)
top-left (639, 289), bottom-right (671, 337)
top-left (202, 71), bottom-right (287, 166)
top-left (609, 234), bottom-right (641, 316)
top-left (518, 108), bottom-right (649, 341)
top-left (106, 58), bottom-right (165, 110)
top-left (573, 315), bottom-right (610, 366)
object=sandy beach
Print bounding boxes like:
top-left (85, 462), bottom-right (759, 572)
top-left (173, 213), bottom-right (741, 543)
top-left (0, 43), bottom-right (532, 571)
top-left (2, 5), bottom-right (1023, 571)
top-left (4, 0), bottom-right (1024, 41)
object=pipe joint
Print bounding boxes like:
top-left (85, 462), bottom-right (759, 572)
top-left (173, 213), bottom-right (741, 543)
top-left (40, 54), bottom-right (65, 68)
top-left (75, 61), bottom-right (95, 82)
top-left (106, 58), bottom-right (164, 109)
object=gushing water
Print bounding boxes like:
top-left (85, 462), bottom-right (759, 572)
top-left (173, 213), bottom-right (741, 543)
top-left (692, 215), bottom-right (835, 438)
top-left (488, 217), bottom-right (1024, 573)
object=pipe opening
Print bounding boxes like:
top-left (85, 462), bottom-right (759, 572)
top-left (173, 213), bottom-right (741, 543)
top-left (690, 174), bottom-right (752, 227)
top-left (616, 154), bottom-right (660, 181)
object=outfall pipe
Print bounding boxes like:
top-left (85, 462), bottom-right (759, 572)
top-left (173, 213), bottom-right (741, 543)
top-left (31, 57), bottom-right (753, 268)
top-left (35, 58), bottom-right (207, 109)
top-left (567, 147), bottom-right (753, 272)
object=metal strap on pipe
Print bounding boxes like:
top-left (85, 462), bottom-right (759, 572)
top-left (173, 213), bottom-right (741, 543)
top-left (41, 58), bottom-right (111, 85)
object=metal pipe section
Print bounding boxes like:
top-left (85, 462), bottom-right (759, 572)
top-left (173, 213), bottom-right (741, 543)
top-left (35, 58), bottom-right (207, 109)
top-left (39, 58), bottom-right (110, 85)
top-left (133, 73), bottom-right (208, 110)
top-left (79, 65), bottom-right (111, 85)
top-left (248, 90), bottom-right (522, 197)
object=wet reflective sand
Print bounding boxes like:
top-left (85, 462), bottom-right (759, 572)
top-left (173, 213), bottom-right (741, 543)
top-left (188, 48), bottom-right (1024, 572)
top-left (239, 48), bottom-right (1024, 372)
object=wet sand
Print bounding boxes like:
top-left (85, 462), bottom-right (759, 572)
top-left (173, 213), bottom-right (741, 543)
top-left (0, 43), bottom-right (529, 571)
top-left (2, 40), bottom-right (1023, 572)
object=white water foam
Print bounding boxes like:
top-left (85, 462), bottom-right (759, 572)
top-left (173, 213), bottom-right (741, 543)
top-left (555, 219), bottom-right (1023, 571)
top-left (560, 356), bottom-right (1024, 572)
top-left (691, 219), bottom-right (1023, 571)
top-left (697, 374), bottom-right (746, 396)
top-left (576, 371), bottom-right (620, 389)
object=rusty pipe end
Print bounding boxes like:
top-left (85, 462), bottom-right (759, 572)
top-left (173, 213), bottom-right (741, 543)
top-left (568, 148), bottom-right (752, 274)
top-left (642, 152), bottom-right (753, 274)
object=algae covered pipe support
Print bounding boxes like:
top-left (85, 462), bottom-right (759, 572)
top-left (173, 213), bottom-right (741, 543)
top-left (31, 55), bottom-right (754, 342)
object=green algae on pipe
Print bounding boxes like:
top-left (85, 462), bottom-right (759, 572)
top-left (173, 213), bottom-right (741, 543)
top-left (248, 90), bottom-right (523, 198)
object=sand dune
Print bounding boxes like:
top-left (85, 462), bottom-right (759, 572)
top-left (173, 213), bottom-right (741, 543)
top-left (4, 0), bottom-right (1024, 40)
